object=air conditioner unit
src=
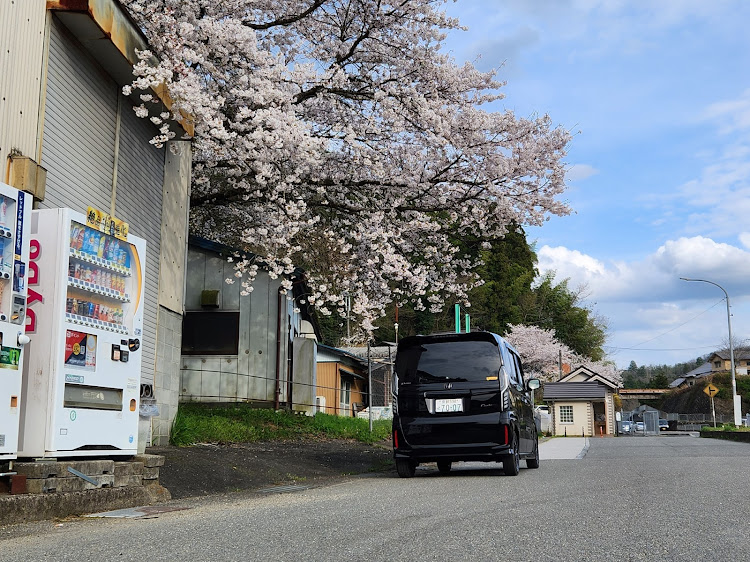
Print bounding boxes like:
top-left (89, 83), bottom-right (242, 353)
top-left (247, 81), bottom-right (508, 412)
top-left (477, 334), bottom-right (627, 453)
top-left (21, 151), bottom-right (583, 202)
top-left (315, 396), bottom-right (326, 414)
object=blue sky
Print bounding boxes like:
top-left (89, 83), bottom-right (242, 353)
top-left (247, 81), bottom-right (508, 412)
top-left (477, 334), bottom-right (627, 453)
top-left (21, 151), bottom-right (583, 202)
top-left (442, 0), bottom-right (750, 369)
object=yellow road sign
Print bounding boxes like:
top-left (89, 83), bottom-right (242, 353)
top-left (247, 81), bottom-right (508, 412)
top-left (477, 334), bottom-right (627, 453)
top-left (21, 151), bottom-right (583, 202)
top-left (704, 383), bottom-right (719, 398)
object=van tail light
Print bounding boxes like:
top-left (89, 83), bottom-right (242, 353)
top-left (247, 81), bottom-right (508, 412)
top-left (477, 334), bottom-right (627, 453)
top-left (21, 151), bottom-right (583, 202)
top-left (503, 424), bottom-right (509, 445)
top-left (393, 429), bottom-right (399, 449)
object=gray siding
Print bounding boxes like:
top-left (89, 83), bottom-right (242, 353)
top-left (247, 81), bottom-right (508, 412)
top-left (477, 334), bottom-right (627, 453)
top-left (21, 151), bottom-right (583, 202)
top-left (181, 245), bottom-right (294, 404)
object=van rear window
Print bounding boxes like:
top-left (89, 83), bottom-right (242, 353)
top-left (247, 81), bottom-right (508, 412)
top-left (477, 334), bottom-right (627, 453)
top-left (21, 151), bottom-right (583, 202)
top-left (396, 340), bottom-right (502, 383)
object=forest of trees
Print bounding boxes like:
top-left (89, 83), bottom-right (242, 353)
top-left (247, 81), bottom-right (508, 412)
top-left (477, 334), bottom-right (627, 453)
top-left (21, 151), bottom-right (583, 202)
top-left (621, 358), bottom-right (707, 389)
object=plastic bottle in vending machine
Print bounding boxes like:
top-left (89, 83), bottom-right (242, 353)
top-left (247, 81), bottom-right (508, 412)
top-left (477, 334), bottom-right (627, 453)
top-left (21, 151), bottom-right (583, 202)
top-left (97, 234), bottom-right (106, 258)
top-left (70, 225), bottom-right (79, 248)
top-left (76, 226), bottom-right (85, 250)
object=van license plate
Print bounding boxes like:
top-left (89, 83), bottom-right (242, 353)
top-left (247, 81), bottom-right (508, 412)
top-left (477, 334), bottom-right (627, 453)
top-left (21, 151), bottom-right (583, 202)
top-left (435, 398), bottom-right (463, 413)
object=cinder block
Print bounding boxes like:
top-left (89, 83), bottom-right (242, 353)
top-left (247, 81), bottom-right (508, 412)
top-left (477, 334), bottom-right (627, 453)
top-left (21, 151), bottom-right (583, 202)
top-left (142, 466), bottom-right (160, 480)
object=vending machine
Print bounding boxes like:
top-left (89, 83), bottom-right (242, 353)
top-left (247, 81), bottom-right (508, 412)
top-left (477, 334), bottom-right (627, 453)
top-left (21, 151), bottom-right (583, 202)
top-left (19, 207), bottom-right (146, 458)
top-left (0, 182), bottom-right (32, 461)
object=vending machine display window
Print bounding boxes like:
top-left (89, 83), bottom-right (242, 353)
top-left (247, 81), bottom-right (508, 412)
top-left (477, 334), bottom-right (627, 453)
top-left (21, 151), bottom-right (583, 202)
top-left (66, 221), bottom-right (132, 334)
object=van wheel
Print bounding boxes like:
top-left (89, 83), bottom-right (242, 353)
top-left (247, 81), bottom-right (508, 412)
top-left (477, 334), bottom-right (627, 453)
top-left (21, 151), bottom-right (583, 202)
top-left (526, 432), bottom-right (540, 469)
top-left (396, 458), bottom-right (417, 478)
top-left (503, 434), bottom-right (520, 476)
top-left (437, 460), bottom-right (452, 474)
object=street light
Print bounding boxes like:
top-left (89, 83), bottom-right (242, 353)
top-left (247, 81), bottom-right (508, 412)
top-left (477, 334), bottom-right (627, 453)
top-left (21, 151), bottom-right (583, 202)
top-left (680, 277), bottom-right (741, 426)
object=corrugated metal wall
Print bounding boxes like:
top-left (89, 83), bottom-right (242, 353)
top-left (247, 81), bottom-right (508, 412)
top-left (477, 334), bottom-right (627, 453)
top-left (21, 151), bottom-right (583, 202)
top-left (113, 88), bottom-right (164, 386)
top-left (181, 245), bottom-right (295, 403)
top-left (40, 15), bottom-right (164, 384)
top-left (40, 18), bottom-right (116, 212)
top-left (0, 0), bottom-right (46, 171)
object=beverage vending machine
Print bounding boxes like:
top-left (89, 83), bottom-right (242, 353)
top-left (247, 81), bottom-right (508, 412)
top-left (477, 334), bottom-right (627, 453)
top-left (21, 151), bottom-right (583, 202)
top-left (0, 182), bottom-right (31, 461)
top-left (19, 207), bottom-right (146, 458)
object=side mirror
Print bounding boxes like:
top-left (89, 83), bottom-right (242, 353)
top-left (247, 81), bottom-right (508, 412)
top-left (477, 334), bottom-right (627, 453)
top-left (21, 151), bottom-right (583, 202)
top-left (527, 378), bottom-right (540, 390)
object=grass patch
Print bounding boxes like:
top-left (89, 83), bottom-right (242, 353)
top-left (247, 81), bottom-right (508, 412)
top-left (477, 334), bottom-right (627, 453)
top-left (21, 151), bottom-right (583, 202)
top-left (170, 403), bottom-right (392, 446)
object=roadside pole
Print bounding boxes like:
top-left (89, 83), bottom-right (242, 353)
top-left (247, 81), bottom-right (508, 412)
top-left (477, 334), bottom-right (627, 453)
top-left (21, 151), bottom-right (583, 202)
top-left (368, 341), bottom-right (373, 433)
top-left (705, 384), bottom-right (719, 427)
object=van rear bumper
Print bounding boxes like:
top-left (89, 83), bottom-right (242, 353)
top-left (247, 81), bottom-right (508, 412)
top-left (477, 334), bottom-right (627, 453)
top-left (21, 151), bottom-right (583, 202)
top-left (393, 412), bottom-right (516, 463)
top-left (393, 442), bottom-right (514, 464)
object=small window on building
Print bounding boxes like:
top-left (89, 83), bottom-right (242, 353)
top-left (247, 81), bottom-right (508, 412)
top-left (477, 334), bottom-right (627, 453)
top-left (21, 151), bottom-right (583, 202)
top-left (714, 361), bottom-right (721, 368)
top-left (340, 379), bottom-right (351, 405)
top-left (182, 311), bottom-right (240, 355)
top-left (559, 405), bottom-right (574, 424)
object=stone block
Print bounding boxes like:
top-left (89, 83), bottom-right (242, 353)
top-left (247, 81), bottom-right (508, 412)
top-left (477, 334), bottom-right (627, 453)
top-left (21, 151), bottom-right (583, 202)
top-left (14, 460), bottom-right (115, 479)
top-left (143, 466), bottom-right (160, 480)
top-left (114, 474), bottom-right (143, 487)
top-left (114, 462), bottom-right (144, 477)
top-left (133, 454), bottom-right (165, 468)
top-left (26, 474), bottom-right (115, 494)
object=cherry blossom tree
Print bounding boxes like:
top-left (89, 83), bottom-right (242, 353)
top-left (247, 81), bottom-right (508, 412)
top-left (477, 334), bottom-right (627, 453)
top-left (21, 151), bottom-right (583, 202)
top-left (506, 324), bottom-right (622, 385)
top-left (121, 0), bottom-right (572, 338)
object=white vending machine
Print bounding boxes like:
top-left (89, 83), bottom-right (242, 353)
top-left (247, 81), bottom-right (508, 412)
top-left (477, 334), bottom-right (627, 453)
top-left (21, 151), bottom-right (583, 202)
top-left (19, 207), bottom-right (146, 458)
top-left (0, 182), bottom-right (32, 461)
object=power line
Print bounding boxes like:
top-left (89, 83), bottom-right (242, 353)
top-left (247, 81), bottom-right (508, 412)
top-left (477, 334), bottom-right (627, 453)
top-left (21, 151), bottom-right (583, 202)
top-left (613, 298), bottom-right (725, 351)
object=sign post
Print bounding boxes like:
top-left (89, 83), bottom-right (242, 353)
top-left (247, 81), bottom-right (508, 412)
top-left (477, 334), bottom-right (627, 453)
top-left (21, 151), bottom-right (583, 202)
top-left (704, 384), bottom-right (719, 427)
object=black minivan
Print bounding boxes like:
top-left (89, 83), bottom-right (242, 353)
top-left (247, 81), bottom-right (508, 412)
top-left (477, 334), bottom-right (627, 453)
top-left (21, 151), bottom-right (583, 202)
top-left (392, 331), bottom-right (540, 477)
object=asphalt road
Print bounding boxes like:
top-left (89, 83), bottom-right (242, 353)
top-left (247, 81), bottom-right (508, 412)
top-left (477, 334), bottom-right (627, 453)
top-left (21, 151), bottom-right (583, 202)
top-left (1, 436), bottom-right (748, 561)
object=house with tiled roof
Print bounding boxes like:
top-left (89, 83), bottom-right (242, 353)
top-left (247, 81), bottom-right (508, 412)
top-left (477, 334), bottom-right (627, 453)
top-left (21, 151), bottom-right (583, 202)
top-left (542, 365), bottom-right (619, 437)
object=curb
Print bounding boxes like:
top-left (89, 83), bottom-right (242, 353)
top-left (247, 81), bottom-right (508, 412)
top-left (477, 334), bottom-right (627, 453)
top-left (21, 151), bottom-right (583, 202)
top-left (0, 482), bottom-right (171, 526)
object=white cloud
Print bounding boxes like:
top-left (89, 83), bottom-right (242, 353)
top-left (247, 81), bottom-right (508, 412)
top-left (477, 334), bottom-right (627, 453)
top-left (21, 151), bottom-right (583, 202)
top-left (538, 236), bottom-right (750, 304)
top-left (566, 163), bottom-right (598, 182)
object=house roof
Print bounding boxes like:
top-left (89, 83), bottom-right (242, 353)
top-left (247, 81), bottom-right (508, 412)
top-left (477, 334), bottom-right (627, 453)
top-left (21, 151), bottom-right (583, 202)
top-left (543, 382), bottom-right (607, 400)
top-left (559, 365), bottom-right (619, 389)
top-left (317, 344), bottom-right (367, 369)
top-left (685, 362), bottom-right (712, 377)
top-left (709, 349), bottom-right (750, 361)
top-left (668, 377), bottom-right (686, 388)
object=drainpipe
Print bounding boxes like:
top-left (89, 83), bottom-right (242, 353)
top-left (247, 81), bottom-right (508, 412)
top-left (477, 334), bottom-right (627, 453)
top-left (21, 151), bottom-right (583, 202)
top-left (274, 289), bottom-right (283, 410)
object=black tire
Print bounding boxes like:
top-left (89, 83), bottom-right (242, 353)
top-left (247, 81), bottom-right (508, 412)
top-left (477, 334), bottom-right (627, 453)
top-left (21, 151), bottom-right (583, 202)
top-left (526, 431), bottom-right (540, 469)
top-left (396, 458), bottom-right (417, 478)
top-left (503, 433), bottom-right (520, 476)
top-left (437, 460), bottom-right (452, 474)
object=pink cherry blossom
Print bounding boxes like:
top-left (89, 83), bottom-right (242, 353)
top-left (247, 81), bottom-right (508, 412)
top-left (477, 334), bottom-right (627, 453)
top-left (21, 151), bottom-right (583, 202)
top-left (122, 0), bottom-right (572, 341)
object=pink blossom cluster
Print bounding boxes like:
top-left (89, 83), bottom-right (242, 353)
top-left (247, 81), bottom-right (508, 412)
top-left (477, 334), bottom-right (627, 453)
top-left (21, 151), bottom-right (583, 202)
top-left (506, 324), bottom-right (622, 385)
top-left (122, 0), bottom-right (572, 340)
